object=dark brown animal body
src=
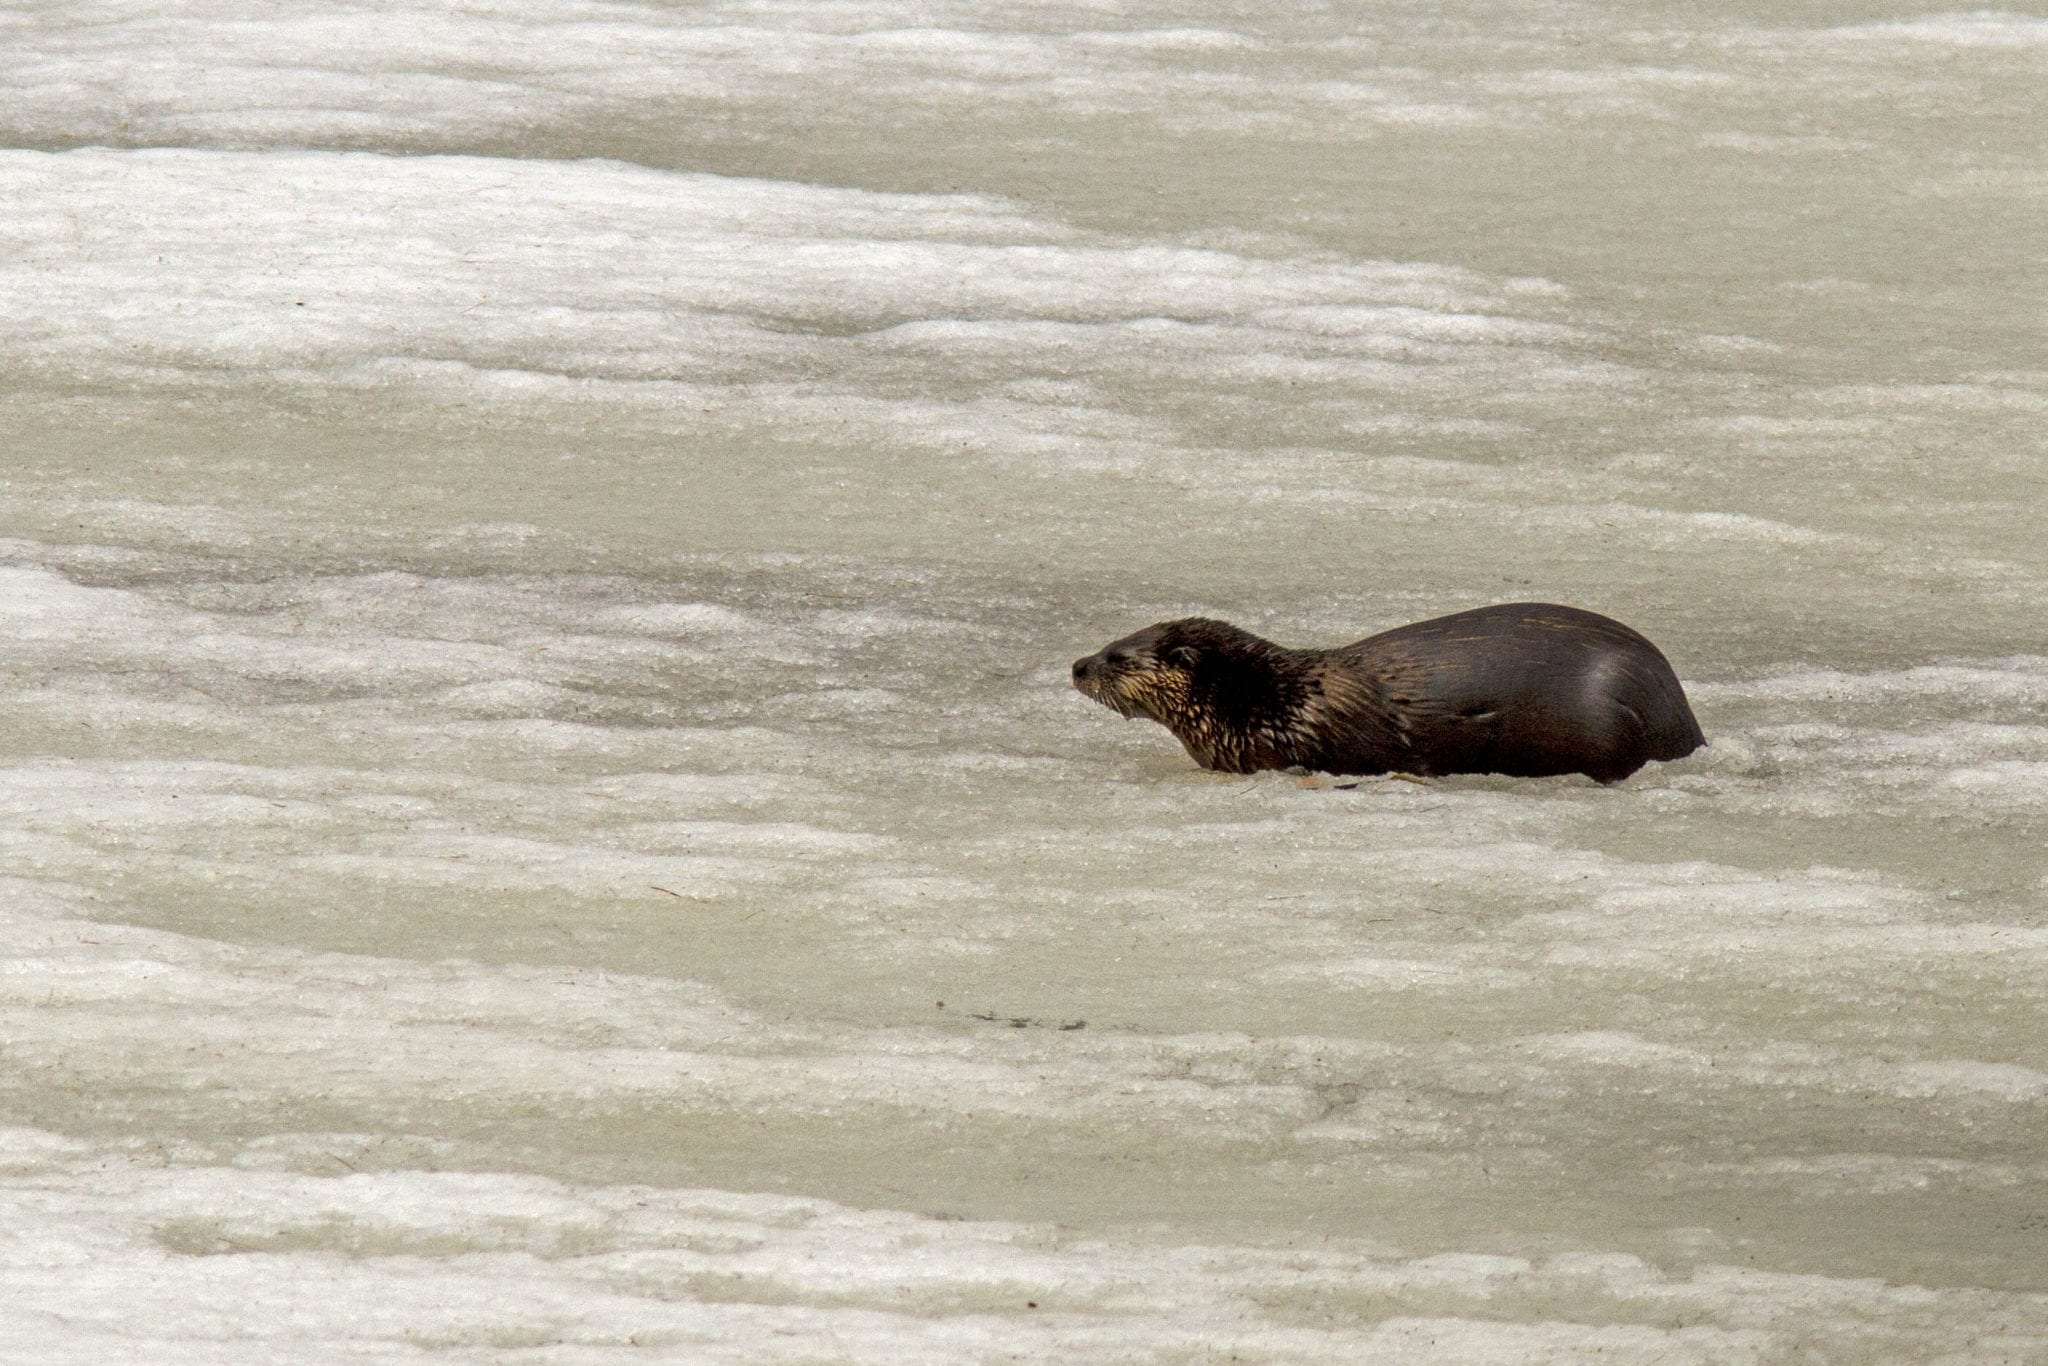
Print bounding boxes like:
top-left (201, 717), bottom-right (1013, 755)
top-left (1071, 603), bottom-right (1704, 784)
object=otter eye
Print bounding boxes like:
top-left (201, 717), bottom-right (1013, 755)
top-left (1106, 650), bottom-right (1130, 665)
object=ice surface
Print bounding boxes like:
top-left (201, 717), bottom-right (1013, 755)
top-left (4, 0), bottom-right (2046, 1361)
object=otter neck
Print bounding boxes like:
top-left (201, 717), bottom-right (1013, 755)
top-left (1170, 640), bottom-right (1315, 774)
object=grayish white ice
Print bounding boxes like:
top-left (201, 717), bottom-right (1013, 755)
top-left (2, 2), bottom-right (2045, 1361)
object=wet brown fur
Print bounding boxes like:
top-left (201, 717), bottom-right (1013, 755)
top-left (1071, 603), bottom-right (1705, 784)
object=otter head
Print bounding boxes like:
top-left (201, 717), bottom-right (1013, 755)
top-left (1071, 621), bottom-right (1196, 721)
top-left (1071, 619), bottom-right (1296, 770)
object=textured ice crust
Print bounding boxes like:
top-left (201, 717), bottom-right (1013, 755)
top-left (4, 138), bottom-right (2039, 613)
top-left (5, 547), bottom-right (2048, 1352)
top-left (5, 1135), bottom-right (2046, 1366)
top-left (4, 0), bottom-right (2043, 151)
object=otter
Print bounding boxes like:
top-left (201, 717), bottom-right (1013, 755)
top-left (1071, 603), bottom-right (1704, 784)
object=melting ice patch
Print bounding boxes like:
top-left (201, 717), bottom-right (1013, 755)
top-left (0, 147), bottom-right (1581, 403)
top-left (0, 2), bottom-right (1484, 146)
top-left (1819, 11), bottom-right (2048, 47)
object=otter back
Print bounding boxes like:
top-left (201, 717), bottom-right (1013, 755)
top-left (1331, 602), bottom-right (1705, 784)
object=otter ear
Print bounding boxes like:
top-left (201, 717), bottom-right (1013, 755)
top-left (1165, 644), bottom-right (1202, 669)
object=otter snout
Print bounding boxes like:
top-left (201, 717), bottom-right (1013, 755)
top-left (1071, 655), bottom-right (1098, 688)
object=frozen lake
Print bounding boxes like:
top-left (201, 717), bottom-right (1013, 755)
top-left (3, 1), bottom-right (2046, 1360)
